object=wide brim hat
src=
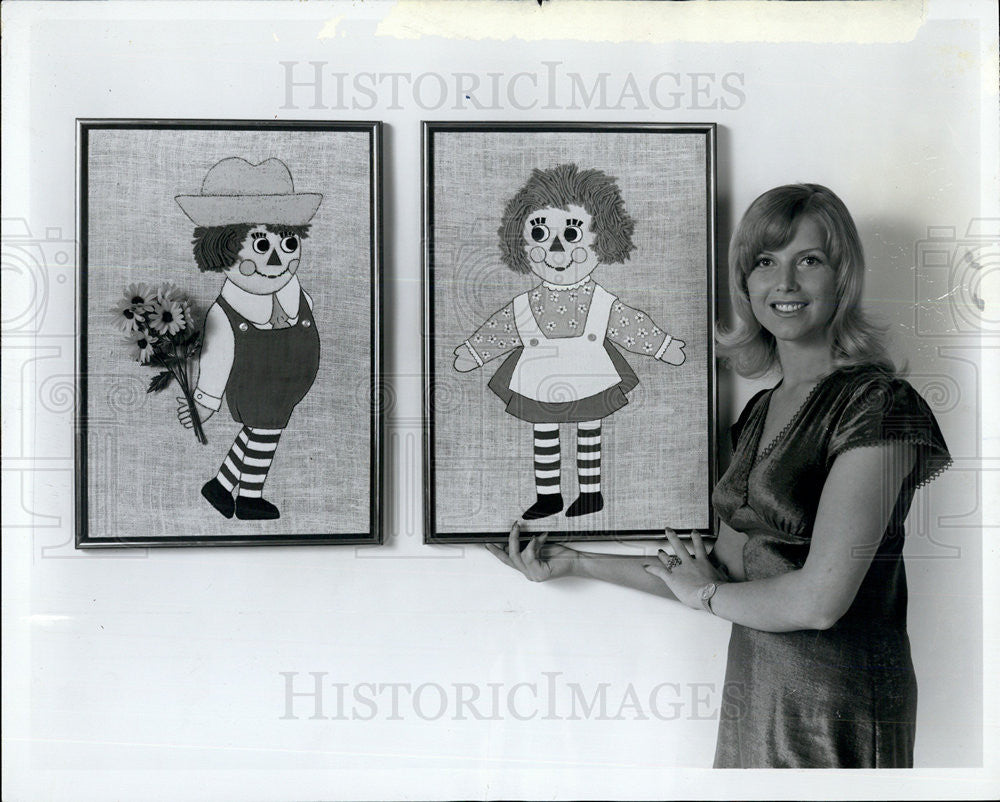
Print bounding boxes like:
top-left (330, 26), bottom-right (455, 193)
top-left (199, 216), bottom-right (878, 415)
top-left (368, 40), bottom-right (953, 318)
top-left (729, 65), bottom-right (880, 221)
top-left (175, 157), bottom-right (322, 227)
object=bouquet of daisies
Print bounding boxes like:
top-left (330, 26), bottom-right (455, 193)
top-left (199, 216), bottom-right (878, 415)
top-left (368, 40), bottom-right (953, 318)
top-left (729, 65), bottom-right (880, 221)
top-left (112, 282), bottom-right (207, 444)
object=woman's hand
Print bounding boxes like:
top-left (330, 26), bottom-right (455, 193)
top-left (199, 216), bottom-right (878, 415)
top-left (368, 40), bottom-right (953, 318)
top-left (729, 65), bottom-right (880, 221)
top-left (644, 528), bottom-right (727, 610)
top-left (486, 522), bottom-right (579, 582)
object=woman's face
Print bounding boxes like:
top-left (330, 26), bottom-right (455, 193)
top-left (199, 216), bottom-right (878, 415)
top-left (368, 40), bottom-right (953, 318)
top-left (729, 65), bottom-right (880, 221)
top-left (522, 204), bottom-right (599, 286)
top-left (746, 216), bottom-right (839, 347)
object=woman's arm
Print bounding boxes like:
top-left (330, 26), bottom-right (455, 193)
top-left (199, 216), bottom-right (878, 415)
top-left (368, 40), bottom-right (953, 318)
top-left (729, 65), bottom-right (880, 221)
top-left (486, 525), bottom-right (688, 601)
top-left (648, 442), bottom-right (916, 632)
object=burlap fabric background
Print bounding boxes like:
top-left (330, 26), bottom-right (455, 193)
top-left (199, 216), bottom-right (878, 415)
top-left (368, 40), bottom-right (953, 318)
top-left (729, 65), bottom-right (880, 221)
top-left (431, 130), bottom-right (711, 536)
top-left (85, 127), bottom-right (373, 539)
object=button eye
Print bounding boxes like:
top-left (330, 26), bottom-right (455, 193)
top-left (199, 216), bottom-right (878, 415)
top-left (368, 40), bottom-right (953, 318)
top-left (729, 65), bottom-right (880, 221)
top-left (530, 224), bottom-right (550, 243)
top-left (280, 236), bottom-right (299, 253)
top-left (564, 225), bottom-right (582, 244)
top-left (252, 238), bottom-right (270, 255)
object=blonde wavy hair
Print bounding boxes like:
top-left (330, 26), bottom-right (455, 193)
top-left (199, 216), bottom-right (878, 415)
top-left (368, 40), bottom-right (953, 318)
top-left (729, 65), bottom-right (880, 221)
top-left (716, 183), bottom-right (894, 378)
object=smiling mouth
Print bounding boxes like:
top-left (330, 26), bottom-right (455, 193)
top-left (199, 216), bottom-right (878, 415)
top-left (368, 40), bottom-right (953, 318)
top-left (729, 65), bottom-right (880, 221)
top-left (545, 261), bottom-right (568, 272)
top-left (255, 268), bottom-right (288, 279)
top-left (771, 301), bottom-right (808, 313)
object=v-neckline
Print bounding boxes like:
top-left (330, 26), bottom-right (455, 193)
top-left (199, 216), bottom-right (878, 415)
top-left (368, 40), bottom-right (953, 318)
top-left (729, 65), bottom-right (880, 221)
top-left (751, 369), bottom-right (840, 465)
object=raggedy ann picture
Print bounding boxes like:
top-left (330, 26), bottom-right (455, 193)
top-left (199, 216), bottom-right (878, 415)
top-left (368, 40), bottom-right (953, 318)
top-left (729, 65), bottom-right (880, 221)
top-left (423, 123), bottom-right (716, 543)
top-left (76, 120), bottom-right (382, 547)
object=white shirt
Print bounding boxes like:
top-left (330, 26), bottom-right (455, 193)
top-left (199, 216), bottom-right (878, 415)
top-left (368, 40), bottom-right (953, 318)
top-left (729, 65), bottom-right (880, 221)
top-left (193, 276), bottom-right (314, 411)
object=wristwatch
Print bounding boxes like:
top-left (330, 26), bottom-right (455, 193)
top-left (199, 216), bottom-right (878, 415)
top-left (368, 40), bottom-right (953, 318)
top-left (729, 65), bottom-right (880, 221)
top-left (699, 582), bottom-right (720, 614)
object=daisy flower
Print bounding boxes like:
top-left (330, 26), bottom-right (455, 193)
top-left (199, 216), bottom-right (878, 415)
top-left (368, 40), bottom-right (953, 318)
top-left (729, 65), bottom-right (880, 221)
top-left (123, 283), bottom-right (156, 311)
top-left (148, 298), bottom-right (186, 336)
top-left (111, 299), bottom-right (145, 334)
top-left (638, 328), bottom-right (648, 338)
top-left (545, 321), bottom-right (556, 331)
top-left (557, 305), bottom-right (567, 315)
top-left (643, 342), bottom-right (654, 353)
top-left (608, 327), bottom-right (618, 337)
top-left (567, 319), bottom-right (578, 329)
top-left (625, 336), bottom-right (635, 346)
top-left (157, 282), bottom-right (184, 304)
top-left (127, 330), bottom-right (158, 364)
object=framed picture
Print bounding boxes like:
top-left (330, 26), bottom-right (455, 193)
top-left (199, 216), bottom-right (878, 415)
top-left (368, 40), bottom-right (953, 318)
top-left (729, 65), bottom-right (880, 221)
top-left (76, 119), bottom-right (383, 547)
top-left (423, 122), bottom-right (716, 543)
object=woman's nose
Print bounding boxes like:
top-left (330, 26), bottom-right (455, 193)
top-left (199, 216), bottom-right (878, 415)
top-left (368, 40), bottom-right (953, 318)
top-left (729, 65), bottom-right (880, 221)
top-left (776, 262), bottom-right (799, 291)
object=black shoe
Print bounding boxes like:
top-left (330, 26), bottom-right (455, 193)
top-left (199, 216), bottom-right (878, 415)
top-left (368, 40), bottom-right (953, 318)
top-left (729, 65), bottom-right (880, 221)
top-left (566, 491), bottom-right (604, 517)
top-left (201, 478), bottom-right (235, 518)
top-left (522, 493), bottom-right (563, 520)
top-left (235, 496), bottom-right (281, 520)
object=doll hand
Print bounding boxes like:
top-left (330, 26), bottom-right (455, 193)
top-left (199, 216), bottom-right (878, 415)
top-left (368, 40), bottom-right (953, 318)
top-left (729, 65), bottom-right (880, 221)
top-left (644, 529), bottom-right (726, 610)
top-left (177, 397), bottom-right (214, 428)
top-left (660, 338), bottom-right (686, 366)
top-left (453, 345), bottom-right (480, 373)
top-left (486, 522), bottom-right (579, 582)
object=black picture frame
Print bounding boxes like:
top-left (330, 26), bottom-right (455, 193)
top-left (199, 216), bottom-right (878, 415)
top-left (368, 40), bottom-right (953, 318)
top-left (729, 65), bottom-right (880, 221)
top-left (76, 119), bottom-right (383, 547)
top-left (422, 121), bottom-right (717, 544)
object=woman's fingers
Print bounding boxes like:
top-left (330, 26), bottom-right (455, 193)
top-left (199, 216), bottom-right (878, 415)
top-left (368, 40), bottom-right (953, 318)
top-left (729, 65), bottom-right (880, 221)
top-left (662, 528), bottom-right (690, 560)
top-left (507, 521), bottom-right (528, 573)
top-left (485, 542), bottom-right (515, 568)
top-left (690, 530), bottom-right (709, 560)
top-left (644, 563), bottom-right (672, 584)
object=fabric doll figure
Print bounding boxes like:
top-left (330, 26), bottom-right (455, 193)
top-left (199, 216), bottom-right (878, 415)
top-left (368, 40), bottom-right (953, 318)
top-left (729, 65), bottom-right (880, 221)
top-left (175, 157), bottom-right (322, 520)
top-left (454, 164), bottom-right (686, 520)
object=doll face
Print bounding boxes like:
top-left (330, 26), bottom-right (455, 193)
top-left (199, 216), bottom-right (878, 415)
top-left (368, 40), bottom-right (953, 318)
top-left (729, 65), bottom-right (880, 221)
top-left (523, 204), bottom-right (598, 286)
top-left (747, 216), bottom-right (838, 347)
top-left (224, 225), bottom-right (302, 295)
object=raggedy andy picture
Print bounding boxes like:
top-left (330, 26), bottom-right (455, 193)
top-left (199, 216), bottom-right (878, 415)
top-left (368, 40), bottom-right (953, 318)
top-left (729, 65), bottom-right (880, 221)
top-left (76, 120), bottom-right (382, 547)
top-left (423, 123), bottom-right (716, 543)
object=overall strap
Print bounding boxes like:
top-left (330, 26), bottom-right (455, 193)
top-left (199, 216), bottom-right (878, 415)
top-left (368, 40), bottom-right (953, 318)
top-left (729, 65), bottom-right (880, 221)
top-left (512, 292), bottom-right (542, 340)
top-left (585, 284), bottom-right (617, 338)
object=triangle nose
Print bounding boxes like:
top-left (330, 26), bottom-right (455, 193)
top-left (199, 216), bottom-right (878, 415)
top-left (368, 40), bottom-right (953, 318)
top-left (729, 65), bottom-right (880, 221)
top-left (266, 248), bottom-right (282, 267)
top-left (549, 235), bottom-right (565, 252)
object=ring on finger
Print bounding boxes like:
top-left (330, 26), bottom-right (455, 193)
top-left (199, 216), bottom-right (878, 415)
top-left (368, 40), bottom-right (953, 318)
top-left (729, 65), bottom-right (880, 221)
top-left (663, 554), bottom-right (682, 572)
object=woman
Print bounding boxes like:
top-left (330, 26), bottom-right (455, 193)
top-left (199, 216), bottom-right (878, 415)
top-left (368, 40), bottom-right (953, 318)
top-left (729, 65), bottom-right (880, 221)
top-left (487, 184), bottom-right (951, 768)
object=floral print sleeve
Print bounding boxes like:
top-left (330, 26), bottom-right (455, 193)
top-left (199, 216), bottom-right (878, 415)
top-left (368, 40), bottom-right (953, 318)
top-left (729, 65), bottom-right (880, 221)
top-left (605, 300), bottom-right (673, 359)
top-left (463, 302), bottom-right (522, 366)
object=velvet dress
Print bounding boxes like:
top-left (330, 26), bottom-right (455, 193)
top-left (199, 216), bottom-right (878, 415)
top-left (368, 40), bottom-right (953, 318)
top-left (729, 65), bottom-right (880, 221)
top-left (711, 365), bottom-right (951, 768)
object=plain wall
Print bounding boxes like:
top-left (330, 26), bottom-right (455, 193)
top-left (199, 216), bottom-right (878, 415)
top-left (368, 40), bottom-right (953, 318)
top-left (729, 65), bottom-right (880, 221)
top-left (2, 2), bottom-right (995, 800)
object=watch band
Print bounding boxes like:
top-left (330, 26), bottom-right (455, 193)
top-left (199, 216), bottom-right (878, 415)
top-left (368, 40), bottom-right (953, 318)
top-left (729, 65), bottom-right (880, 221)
top-left (699, 582), bottom-right (719, 614)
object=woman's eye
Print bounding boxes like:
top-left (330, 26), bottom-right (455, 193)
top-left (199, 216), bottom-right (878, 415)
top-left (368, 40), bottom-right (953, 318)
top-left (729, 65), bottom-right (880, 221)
top-left (252, 238), bottom-right (270, 254)
top-left (800, 255), bottom-right (822, 267)
top-left (752, 257), bottom-right (773, 270)
top-left (563, 225), bottom-right (582, 244)
top-left (280, 235), bottom-right (299, 253)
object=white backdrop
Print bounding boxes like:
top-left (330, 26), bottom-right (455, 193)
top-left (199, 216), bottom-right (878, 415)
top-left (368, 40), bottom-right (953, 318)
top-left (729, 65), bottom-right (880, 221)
top-left (3, 2), bottom-right (998, 800)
